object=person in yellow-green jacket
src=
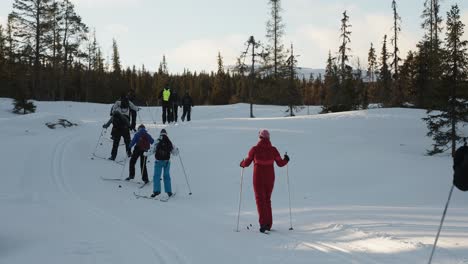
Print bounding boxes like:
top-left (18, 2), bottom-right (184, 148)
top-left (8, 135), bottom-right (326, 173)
top-left (158, 87), bottom-right (171, 124)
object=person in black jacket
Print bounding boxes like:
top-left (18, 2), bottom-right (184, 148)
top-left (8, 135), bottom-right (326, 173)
top-left (148, 129), bottom-right (178, 198)
top-left (104, 96), bottom-right (138, 160)
top-left (181, 91), bottom-right (194, 122)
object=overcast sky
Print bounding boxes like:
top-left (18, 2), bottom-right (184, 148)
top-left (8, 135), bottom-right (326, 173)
top-left (1, 0), bottom-right (467, 74)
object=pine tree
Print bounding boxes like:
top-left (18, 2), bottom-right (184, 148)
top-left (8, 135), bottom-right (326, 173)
top-left (424, 5), bottom-right (468, 156)
top-left (391, 0), bottom-right (403, 106)
top-left (158, 55), bottom-right (168, 74)
top-left (379, 35), bottom-right (392, 106)
top-left (285, 43), bottom-right (301, 116)
top-left (211, 52), bottom-right (229, 104)
top-left (367, 43), bottom-right (377, 83)
top-left (60, 0), bottom-right (88, 74)
top-left (0, 25), bottom-right (5, 66)
top-left (265, 0), bottom-right (287, 78)
top-left (112, 38), bottom-right (121, 76)
top-left (417, 0), bottom-right (444, 109)
top-left (10, 0), bottom-right (54, 97)
top-left (338, 11), bottom-right (352, 79)
top-left (322, 51), bottom-right (339, 112)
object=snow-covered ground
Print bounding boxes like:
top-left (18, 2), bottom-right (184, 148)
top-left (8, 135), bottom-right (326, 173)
top-left (0, 98), bottom-right (467, 264)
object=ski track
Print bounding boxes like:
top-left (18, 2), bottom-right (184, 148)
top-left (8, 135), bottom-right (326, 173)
top-left (49, 131), bottom-right (190, 264)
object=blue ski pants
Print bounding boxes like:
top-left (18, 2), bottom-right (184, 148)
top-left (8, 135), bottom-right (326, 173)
top-left (153, 160), bottom-right (172, 193)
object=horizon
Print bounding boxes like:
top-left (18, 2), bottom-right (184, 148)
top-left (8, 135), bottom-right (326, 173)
top-left (1, 0), bottom-right (467, 74)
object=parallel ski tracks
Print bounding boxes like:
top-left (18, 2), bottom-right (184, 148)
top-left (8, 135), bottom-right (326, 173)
top-left (49, 132), bottom-right (190, 264)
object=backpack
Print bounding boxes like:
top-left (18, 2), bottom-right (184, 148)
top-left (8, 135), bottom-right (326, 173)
top-left (155, 136), bottom-right (173, 160)
top-left (136, 133), bottom-right (151, 151)
top-left (453, 146), bottom-right (468, 191)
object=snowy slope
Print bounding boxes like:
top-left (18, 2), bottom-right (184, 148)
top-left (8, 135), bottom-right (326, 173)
top-left (0, 98), bottom-right (467, 264)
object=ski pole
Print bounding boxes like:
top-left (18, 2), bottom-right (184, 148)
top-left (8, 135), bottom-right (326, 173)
top-left (286, 158), bottom-right (294, 231)
top-left (236, 164), bottom-right (245, 232)
top-left (428, 184), bottom-right (455, 264)
top-left (178, 150), bottom-right (193, 195)
top-left (92, 128), bottom-right (106, 157)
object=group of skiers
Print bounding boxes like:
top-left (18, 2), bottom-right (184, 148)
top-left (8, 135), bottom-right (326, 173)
top-left (100, 90), bottom-right (292, 232)
top-left (101, 88), bottom-right (192, 198)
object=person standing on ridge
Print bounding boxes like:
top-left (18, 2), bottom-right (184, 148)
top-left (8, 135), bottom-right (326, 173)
top-left (240, 129), bottom-right (289, 233)
top-left (126, 124), bottom-right (154, 184)
top-left (171, 89), bottom-right (180, 123)
top-left (181, 91), bottom-right (193, 122)
top-left (158, 87), bottom-right (171, 124)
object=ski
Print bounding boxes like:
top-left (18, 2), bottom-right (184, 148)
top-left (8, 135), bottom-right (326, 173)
top-left (133, 192), bottom-right (175, 202)
top-left (91, 154), bottom-right (126, 165)
top-left (133, 192), bottom-right (160, 200)
top-left (100, 176), bottom-right (123, 181)
top-left (138, 181), bottom-right (150, 189)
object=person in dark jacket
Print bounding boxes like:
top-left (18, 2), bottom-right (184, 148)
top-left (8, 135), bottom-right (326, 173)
top-left (171, 89), bottom-right (180, 123)
top-left (104, 96), bottom-right (139, 160)
top-left (148, 129), bottom-right (178, 198)
top-left (181, 91), bottom-right (193, 122)
top-left (158, 87), bottom-right (171, 124)
top-left (240, 129), bottom-right (289, 233)
top-left (126, 124), bottom-right (154, 183)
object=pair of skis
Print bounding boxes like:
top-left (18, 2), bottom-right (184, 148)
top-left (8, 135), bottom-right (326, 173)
top-left (100, 176), bottom-right (149, 189)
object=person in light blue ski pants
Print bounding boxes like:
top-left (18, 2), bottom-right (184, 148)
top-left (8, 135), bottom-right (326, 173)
top-left (153, 160), bottom-right (172, 194)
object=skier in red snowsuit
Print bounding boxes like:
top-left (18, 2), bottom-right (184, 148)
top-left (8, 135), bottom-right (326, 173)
top-left (240, 129), bottom-right (289, 233)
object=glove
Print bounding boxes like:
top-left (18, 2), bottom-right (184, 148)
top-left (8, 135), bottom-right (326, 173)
top-left (138, 107), bottom-right (142, 111)
top-left (127, 150), bottom-right (132, 157)
top-left (240, 160), bottom-right (244, 168)
top-left (103, 124), bottom-right (109, 129)
top-left (284, 154), bottom-right (290, 162)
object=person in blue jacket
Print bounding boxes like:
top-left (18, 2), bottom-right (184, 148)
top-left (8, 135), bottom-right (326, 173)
top-left (126, 124), bottom-right (154, 183)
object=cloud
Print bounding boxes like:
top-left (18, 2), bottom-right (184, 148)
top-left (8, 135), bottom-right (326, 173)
top-left (165, 34), bottom-right (247, 74)
top-left (104, 24), bottom-right (130, 38)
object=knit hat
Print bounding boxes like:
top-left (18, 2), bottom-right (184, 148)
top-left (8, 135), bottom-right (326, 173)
top-left (259, 129), bottom-right (270, 139)
top-left (138, 124), bottom-right (145, 130)
top-left (160, 129), bottom-right (167, 136)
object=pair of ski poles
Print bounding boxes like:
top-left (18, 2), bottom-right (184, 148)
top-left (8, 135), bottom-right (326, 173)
top-left (236, 158), bottom-right (293, 232)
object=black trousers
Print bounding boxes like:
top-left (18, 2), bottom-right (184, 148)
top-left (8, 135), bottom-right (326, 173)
top-left (129, 147), bottom-right (149, 182)
top-left (172, 104), bottom-right (179, 122)
top-left (111, 128), bottom-right (131, 159)
top-left (162, 102), bottom-right (170, 124)
top-left (130, 109), bottom-right (137, 131)
top-left (182, 106), bottom-right (191, 121)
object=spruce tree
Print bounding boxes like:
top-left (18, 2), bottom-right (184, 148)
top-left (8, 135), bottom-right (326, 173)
top-left (211, 52), bottom-right (228, 104)
top-left (424, 4), bottom-right (468, 156)
top-left (391, 0), bottom-right (403, 106)
top-left (112, 38), bottom-right (121, 76)
top-left (265, 0), bottom-right (287, 78)
top-left (338, 11), bottom-right (352, 79)
top-left (379, 35), bottom-right (392, 106)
